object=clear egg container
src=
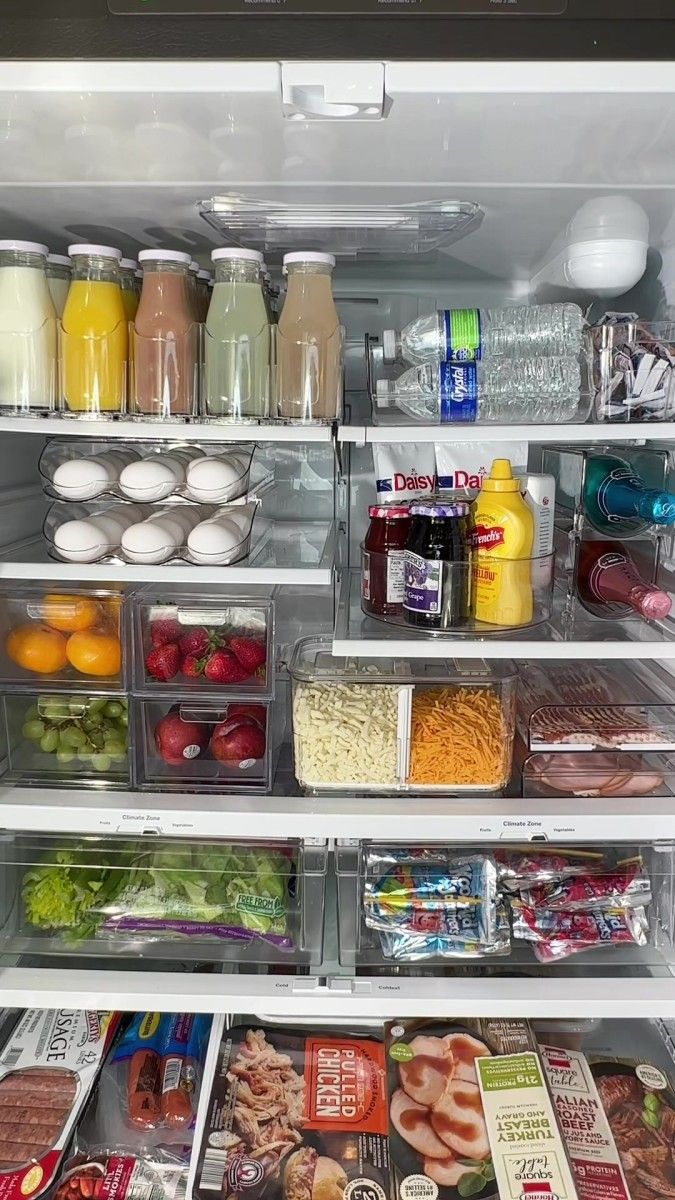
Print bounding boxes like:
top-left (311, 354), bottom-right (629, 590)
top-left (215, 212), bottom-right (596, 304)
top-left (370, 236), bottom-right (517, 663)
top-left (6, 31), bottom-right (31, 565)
top-left (39, 437), bottom-right (256, 505)
top-left (44, 499), bottom-right (259, 567)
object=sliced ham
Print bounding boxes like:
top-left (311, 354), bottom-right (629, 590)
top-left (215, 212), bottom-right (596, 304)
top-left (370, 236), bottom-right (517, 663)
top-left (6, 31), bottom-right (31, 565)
top-left (430, 1081), bottom-right (490, 1161)
top-left (423, 1155), bottom-right (471, 1187)
top-left (399, 1051), bottom-right (453, 1108)
top-left (441, 1035), bottom-right (490, 1086)
top-left (390, 1089), bottom-right (449, 1160)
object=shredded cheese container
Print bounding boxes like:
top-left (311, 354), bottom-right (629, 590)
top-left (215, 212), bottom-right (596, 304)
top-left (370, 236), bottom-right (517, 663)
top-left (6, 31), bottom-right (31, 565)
top-left (289, 637), bottom-right (518, 793)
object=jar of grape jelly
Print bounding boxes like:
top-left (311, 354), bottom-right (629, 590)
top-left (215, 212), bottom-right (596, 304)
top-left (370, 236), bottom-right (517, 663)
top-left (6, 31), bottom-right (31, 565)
top-left (362, 505), bottom-right (411, 617)
top-left (404, 500), bottom-right (470, 630)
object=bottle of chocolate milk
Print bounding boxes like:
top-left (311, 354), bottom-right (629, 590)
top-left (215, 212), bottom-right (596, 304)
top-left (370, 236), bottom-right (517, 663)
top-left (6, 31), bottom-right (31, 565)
top-left (276, 251), bottom-right (342, 422)
top-left (132, 249), bottom-right (198, 419)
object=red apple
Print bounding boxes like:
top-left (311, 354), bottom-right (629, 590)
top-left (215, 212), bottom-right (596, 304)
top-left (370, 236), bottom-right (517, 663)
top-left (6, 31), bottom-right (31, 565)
top-left (211, 715), bottom-right (266, 766)
top-left (154, 710), bottom-right (210, 765)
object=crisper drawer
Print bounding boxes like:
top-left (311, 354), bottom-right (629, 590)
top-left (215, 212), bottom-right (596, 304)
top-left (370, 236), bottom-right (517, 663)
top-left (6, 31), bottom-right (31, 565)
top-left (335, 841), bottom-right (675, 977)
top-left (0, 833), bottom-right (327, 968)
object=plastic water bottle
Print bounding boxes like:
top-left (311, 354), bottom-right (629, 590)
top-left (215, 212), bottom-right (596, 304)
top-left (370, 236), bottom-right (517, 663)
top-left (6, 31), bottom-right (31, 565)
top-left (382, 304), bottom-right (585, 365)
top-left (376, 356), bottom-right (582, 424)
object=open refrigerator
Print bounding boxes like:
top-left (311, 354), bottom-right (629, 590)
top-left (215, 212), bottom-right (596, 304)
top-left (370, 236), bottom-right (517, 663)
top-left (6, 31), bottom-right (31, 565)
top-left (7, 16), bottom-right (675, 1187)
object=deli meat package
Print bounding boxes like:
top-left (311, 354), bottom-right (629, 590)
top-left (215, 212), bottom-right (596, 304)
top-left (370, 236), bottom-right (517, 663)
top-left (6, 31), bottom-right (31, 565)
top-left (586, 1052), bottom-right (675, 1200)
top-left (0, 1009), bottom-right (119, 1200)
top-left (189, 1021), bottom-right (391, 1200)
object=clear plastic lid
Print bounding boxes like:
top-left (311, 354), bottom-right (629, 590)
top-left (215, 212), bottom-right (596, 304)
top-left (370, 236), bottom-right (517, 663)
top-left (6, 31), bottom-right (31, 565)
top-left (138, 249), bottom-right (191, 265)
top-left (211, 247), bottom-right (264, 264)
top-left (289, 636), bottom-right (517, 686)
top-left (68, 243), bottom-right (122, 261)
top-left (0, 240), bottom-right (49, 256)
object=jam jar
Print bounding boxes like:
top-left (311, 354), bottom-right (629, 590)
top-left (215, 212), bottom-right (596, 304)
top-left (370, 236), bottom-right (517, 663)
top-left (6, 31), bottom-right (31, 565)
top-left (362, 504), bottom-right (411, 617)
top-left (404, 500), bottom-right (471, 630)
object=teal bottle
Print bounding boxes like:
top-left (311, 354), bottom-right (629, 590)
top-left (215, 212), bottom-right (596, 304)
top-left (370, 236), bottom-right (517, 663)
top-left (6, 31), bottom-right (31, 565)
top-left (584, 453), bottom-right (675, 537)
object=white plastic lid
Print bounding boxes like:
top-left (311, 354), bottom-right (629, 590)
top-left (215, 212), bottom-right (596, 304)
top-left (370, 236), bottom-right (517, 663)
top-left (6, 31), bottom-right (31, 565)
top-left (283, 251), bottom-right (336, 269)
top-left (47, 253), bottom-right (72, 268)
top-left (138, 249), bottom-right (191, 265)
top-left (197, 269), bottom-right (210, 281)
top-left (68, 243), bottom-right (122, 261)
top-left (190, 260), bottom-right (200, 273)
top-left (212, 247), bottom-right (264, 264)
top-left (382, 329), bottom-right (397, 361)
top-left (120, 257), bottom-right (138, 270)
top-left (0, 240), bottom-right (49, 256)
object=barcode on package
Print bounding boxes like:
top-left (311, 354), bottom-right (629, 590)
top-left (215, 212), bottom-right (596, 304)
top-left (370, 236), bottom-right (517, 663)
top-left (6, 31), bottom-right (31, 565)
top-left (200, 1151), bottom-right (227, 1191)
top-left (162, 1057), bottom-right (182, 1093)
top-left (1, 1047), bottom-right (22, 1067)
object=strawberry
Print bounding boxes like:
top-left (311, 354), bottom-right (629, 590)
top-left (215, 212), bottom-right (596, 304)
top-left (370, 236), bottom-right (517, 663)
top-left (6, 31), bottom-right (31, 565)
top-left (150, 618), bottom-right (182, 647)
top-left (146, 642), bottom-right (181, 682)
top-left (182, 654), bottom-right (204, 678)
top-left (179, 627), bottom-right (212, 658)
top-left (204, 648), bottom-right (249, 684)
top-left (229, 635), bottom-right (267, 677)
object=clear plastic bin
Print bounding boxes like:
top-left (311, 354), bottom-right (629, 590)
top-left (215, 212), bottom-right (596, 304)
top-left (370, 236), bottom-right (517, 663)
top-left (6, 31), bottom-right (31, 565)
top-left (132, 591), bottom-right (273, 696)
top-left (0, 321), bottom-right (58, 416)
top-left (361, 545), bottom-right (556, 634)
top-left (591, 320), bottom-right (675, 423)
top-left (40, 437), bottom-right (255, 504)
top-left (0, 690), bottom-right (131, 788)
top-left (0, 833), bottom-right (327, 966)
top-left (275, 326), bottom-right (344, 423)
top-left (135, 696), bottom-right (280, 793)
top-left (60, 323), bottom-right (128, 418)
top-left (44, 500), bottom-right (258, 566)
top-left (520, 746), bottom-right (675, 797)
top-left (129, 325), bottom-right (201, 421)
top-left (289, 637), bottom-right (517, 793)
top-left (0, 586), bottom-right (125, 691)
top-left (567, 530), bottom-right (673, 626)
top-left (336, 841), bottom-right (671, 974)
top-left (542, 443), bottom-right (672, 538)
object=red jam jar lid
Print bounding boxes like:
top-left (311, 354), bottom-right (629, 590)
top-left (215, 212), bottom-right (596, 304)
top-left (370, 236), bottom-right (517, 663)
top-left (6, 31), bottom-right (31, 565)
top-left (368, 505), bottom-right (410, 519)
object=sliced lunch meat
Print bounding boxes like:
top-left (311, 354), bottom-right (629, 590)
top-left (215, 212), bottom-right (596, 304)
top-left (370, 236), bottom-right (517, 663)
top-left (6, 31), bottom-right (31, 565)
top-left (390, 1088), bottom-right (448, 1160)
top-left (399, 1051), bottom-right (452, 1107)
top-left (430, 1080), bottom-right (490, 1161)
top-left (441, 1034), bottom-right (490, 1086)
top-left (423, 1155), bottom-right (472, 1188)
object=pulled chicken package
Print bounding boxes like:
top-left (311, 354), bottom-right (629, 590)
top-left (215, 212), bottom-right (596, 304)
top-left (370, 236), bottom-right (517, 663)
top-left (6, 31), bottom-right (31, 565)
top-left (189, 1021), bottom-right (391, 1200)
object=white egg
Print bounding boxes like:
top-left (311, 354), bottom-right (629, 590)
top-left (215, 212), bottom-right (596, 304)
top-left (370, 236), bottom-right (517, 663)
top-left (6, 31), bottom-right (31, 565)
top-left (185, 457), bottom-right (244, 503)
top-left (52, 457), bottom-right (114, 500)
top-left (119, 459), bottom-right (180, 501)
top-left (94, 514), bottom-right (127, 549)
top-left (187, 516), bottom-right (244, 564)
top-left (53, 518), bottom-right (110, 563)
top-left (121, 516), bottom-right (182, 564)
top-left (220, 505), bottom-right (254, 535)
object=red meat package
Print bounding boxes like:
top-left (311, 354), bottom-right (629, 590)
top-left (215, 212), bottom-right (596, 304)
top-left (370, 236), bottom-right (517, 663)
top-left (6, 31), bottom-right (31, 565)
top-left (0, 1009), bottom-right (119, 1200)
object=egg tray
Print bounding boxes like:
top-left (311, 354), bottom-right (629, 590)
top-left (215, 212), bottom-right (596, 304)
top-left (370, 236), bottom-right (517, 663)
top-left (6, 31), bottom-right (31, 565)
top-left (43, 500), bottom-right (259, 567)
top-left (39, 438), bottom-right (255, 505)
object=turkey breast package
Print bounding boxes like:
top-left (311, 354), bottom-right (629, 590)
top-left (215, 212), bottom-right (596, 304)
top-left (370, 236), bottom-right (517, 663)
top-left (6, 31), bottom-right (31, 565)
top-left (189, 1021), bottom-right (391, 1200)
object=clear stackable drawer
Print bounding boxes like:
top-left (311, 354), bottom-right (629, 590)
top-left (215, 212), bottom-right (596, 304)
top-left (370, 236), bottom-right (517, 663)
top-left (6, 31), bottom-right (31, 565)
top-left (0, 690), bottom-right (131, 789)
top-left (0, 833), bottom-right (327, 967)
top-left (0, 586), bottom-right (126, 691)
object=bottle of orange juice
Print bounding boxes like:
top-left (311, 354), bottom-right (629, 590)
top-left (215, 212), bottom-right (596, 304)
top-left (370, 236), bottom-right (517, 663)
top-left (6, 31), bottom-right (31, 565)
top-left (62, 244), bottom-right (127, 415)
top-left (471, 457), bottom-right (534, 627)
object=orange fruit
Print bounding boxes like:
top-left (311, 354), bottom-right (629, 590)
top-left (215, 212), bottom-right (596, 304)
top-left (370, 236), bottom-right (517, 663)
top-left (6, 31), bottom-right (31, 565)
top-left (66, 630), bottom-right (122, 677)
top-left (41, 594), bottom-right (103, 633)
top-left (5, 624), bottom-right (68, 675)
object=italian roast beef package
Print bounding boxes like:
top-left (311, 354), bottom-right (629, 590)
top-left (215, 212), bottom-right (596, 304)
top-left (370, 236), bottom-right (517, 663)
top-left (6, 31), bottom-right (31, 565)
top-left (189, 1020), bottom-right (391, 1200)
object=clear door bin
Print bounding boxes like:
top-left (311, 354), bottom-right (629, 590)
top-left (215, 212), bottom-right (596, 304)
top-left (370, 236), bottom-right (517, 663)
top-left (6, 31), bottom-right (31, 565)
top-left (0, 833), bottom-right (327, 967)
top-left (289, 637), bottom-right (517, 793)
top-left (336, 841), bottom-right (671, 974)
top-left (136, 697), bottom-right (279, 793)
top-left (132, 592), bottom-right (273, 695)
top-left (520, 746), bottom-right (675, 797)
top-left (517, 662), bottom-right (675, 752)
top-left (0, 691), bottom-right (131, 788)
top-left (0, 322), bottom-right (58, 416)
top-left (591, 320), bottom-right (675, 423)
top-left (203, 327), bottom-right (271, 422)
top-left (0, 587), bottom-right (125, 690)
top-left (40, 438), bottom-right (254, 504)
top-left (60, 324), bottom-right (128, 418)
top-left (129, 325), bottom-right (201, 420)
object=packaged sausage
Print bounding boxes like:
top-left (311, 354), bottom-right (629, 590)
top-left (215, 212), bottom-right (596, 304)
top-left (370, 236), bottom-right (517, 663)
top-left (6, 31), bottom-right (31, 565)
top-left (0, 1009), bottom-right (119, 1200)
top-left (189, 1020), bottom-right (391, 1200)
top-left (53, 1148), bottom-right (187, 1200)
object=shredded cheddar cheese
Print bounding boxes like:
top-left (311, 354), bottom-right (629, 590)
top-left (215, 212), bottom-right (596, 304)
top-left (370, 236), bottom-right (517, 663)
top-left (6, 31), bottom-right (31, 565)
top-left (408, 685), bottom-right (507, 787)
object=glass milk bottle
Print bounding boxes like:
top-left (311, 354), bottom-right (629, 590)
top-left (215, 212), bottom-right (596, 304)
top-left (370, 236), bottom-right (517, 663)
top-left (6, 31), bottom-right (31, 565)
top-left (45, 253), bottom-right (71, 319)
top-left (204, 247), bottom-right (270, 420)
top-left (0, 240), bottom-right (57, 414)
top-left (132, 248), bottom-right (197, 419)
top-left (62, 243), bottom-right (127, 416)
top-left (276, 251), bottom-right (342, 421)
top-left (119, 258), bottom-right (139, 321)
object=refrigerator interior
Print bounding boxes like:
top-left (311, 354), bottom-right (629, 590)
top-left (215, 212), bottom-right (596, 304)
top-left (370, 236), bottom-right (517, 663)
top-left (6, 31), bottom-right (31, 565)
top-left (3, 60), bottom-right (675, 1020)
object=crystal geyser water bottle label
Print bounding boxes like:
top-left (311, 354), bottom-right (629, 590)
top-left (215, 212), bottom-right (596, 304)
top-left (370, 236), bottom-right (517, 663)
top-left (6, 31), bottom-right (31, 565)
top-left (439, 361), bottom-right (478, 422)
top-left (442, 308), bottom-right (482, 361)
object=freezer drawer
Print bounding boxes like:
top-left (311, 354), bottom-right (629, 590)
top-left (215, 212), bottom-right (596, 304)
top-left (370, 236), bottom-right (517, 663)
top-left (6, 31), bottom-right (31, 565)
top-left (0, 833), bottom-right (327, 967)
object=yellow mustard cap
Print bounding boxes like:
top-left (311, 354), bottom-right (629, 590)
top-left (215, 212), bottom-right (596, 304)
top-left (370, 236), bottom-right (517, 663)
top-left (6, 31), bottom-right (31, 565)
top-left (482, 458), bottom-right (520, 493)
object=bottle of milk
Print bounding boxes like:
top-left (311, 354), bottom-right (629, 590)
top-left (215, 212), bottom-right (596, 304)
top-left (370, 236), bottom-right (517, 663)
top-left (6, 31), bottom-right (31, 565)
top-left (0, 240), bottom-right (57, 414)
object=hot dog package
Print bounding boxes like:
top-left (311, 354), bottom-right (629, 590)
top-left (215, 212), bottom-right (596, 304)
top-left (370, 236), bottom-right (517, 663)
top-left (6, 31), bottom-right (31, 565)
top-left (189, 1020), bottom-right (391, 1200)
top-left (0, 1008), bottom-right (119, 1200)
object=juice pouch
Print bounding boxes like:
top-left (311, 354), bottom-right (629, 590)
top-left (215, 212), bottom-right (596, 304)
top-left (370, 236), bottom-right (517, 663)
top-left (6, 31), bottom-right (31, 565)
top-left (471, 457), bottom-right (534, 627)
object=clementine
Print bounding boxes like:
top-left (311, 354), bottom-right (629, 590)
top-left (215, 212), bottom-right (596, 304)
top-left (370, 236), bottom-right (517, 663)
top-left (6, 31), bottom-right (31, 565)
top-left (6, 624), bottom-right (68, 675)
top-left (66, 630), bottom-right (122, 677)
top-left (41, 594), bottom-right (103, 633)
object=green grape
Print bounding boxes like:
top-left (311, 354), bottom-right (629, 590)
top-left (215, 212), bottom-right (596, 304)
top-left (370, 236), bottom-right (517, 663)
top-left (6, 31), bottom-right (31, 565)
top-left (40, 729), bottom-right (59, 754)
top-left (61, 726), bottom-right (87, 748)
top-left (103, 740), bottom-right (126, 759)
top-left (89, 730), bottom-right (104, 750)
top-left (104, 701), bottom-right (124, 719)
top-left (118, 710), bottom-right (129, 728)
top-left (92, 753), bottom-right (112, 773)
top-left (56, 747), bottom-right (75, 764)
top-left (77, 748), bottom-right (94, 763)
top-left (88, 697), bottom-right (108, 714)
top-left (24, 705), bottom-right (39, 722)
top-left (68, 699), bottom-right (86, 715)
top-left (22, 720), bottom-right (45, 741)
